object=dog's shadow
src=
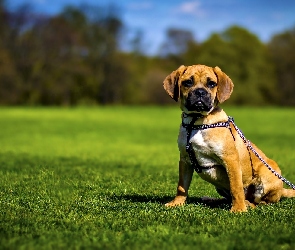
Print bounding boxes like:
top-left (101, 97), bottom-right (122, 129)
top-left (110, 193), bottom-right (231, 210)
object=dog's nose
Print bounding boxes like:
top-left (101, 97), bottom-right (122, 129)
top-left (195, 88), bottom-right (207, 97)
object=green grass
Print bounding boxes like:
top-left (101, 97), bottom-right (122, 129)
top-left (1, 106), bottom-right (295, 249)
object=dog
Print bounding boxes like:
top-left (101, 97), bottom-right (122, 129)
top-left (163, 64), bottom-right (295, 212)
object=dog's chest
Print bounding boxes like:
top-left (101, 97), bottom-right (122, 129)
top-left (178, 127), bottom-right (222, 167)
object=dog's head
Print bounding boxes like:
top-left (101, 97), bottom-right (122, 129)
top-left (163, 64), bottom-right (234, 115)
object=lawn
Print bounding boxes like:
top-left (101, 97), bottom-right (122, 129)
top-left (1, 106), bottom-right (295, 249)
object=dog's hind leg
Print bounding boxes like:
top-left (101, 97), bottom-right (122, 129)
top-left (245, 200), bottom-right (256, 209)
top-left (281, 188), bottom-right (295, 198)
top-left (261, 187), bottom-right (282, 204)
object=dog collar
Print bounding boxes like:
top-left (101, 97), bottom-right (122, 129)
top-left (182, 112), bottom-right (234, 133)
top-left (182, 112), bottom-right (204, 119)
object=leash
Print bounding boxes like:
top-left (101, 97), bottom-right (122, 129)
top-left (228, 117), bottom-right (295, 190)
top-left (183, 113), bottom-right (295, 190)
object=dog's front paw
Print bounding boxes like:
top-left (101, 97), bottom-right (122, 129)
top-left (230, 204), bottom-right (247, 213)
top-left (165, 196), bottom-right (186, 207)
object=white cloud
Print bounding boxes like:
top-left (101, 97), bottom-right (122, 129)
top-left (178, 1), bottom-right (205, 17)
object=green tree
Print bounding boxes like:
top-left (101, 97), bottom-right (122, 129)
top-left (10, 4), bottom-right (129, 105)
top-left (268, 27), bottom-right (295, 105)
top-left (1, 0), bottom-right (294, 107)
top-left (159, 28), bottom-right (195, 69)
top-left (79, 5), bottom-right (129, 104)
top-left (195, 26), bottom-right (277, 105)
top-left (0, 0), bottom-right (24, 104)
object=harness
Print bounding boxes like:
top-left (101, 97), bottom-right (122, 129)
top-left (182, 112), bottom-right (295, 190)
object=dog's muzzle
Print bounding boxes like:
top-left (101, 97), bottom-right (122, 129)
top-left (185, 88), bottom-right (213, 112)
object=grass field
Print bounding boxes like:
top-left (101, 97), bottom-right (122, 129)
top-left (1, 106), bottom-right (295, 249)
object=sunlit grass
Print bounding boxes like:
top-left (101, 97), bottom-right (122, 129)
top-left (1, 106), bottom-right (295, 249)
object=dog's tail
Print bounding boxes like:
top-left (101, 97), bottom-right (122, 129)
top-left (281, 188), bottom-right (295, 198)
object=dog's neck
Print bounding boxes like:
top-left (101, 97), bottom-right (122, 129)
top-left (182, 112), bottom-right (205, 126)
top-left (182, 107), bottom-right (225, 125)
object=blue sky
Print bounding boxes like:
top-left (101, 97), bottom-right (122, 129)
top-left (6, 0), bottom-right (295, 54)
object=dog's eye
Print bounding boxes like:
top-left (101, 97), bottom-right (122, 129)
top-left (207, 81), bottom-right (217, 89)
top-left (182, 79), bottom-right (193, 87)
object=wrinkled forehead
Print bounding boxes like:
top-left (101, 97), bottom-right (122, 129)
top-left (181, 65), bottom-right (217, 82)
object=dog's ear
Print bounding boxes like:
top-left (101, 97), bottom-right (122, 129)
top-left (213, 66), bottom-right (234, 103)
top-left (163, 65), bottom-right (187, 102)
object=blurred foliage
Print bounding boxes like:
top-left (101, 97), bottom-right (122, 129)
top-left (268, 28), bottom-right (295, 105)
top-left (0, 2), bottom-right (294, 106)
top-left (195, 27), bottom-right (278, 105)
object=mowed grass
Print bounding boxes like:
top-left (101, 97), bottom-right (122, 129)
top-left (1, 106), bottom-right (295, 249)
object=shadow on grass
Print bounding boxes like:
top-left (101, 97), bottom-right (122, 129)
top-left (110, 193), bottom-right (231, 210)
top-left (188, 196), bottom-right (231, 210)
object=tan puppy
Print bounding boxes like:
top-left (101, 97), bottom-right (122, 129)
top-left (163, 64), bottom-right (295, 212)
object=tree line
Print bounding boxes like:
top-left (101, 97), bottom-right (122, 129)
top-left (0, 2), bottom-right (295, 106)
